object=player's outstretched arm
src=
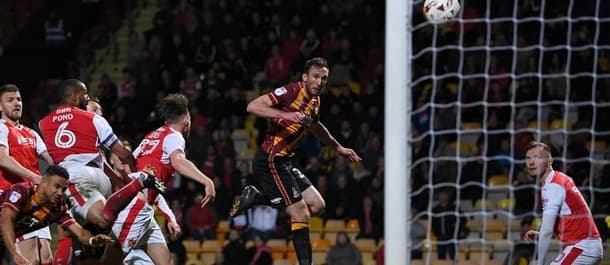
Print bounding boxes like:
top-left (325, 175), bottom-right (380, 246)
top-left (0, 146), bottom-right (42, 183)
top-left (246, 94), bottom-right (305, 123)
top-left (65, 222), bottom-right (114, 247)
top-left (0, 207), bottom-right (29, 265)
top-left (154, 195), bottom-right (181, 236)
top-left (170, 150), bottom-right (215, 207)
top-left (110, 143), bottom-right (137, 172)
top-left (309, 121), bottom-right (362, 162)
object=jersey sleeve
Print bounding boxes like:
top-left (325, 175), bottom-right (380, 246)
top-left (154, 195), bottom-right (176, 223)
top-left (267, 84), bottom-right (298, 107)
top-left (1, 185), bottom-right (28, 213)
top-left (92, 115), bottom-right (119, 150)
top-left (0, 123), bottom-right (9, 148)
top-left (58, 212), bottom-right (76, 229)
top-left (163, 132), bottom-right (185, 156)
top-left (34, 131), bottom-right (47, 155)
top-left (537, 183), bottom-right (564, 265)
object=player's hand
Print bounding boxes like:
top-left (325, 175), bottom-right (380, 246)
top-left (200, 180), bottom-right (216, 207)
top-left (13, 253), bottom-right (32, 265)
top-left (31, 175), bottom-right (43, 184)
top-left (523, 229), bottom-right (539, 240)
top-left (89, 234), bottom-right (115, 247)
top-left (280, 111), bottom-right (306, 123)
top-left (167, 221), bottom-right (181, 236)
top-left (337, 146), bottom-right (362, 162)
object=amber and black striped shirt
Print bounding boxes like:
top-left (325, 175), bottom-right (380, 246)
top-left (261, 82), bottom-right (320, 156)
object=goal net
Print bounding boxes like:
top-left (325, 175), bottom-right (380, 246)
top-left (409, 0), bottom-right (610, 264)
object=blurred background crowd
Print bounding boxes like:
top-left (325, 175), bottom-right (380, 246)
top-left (0, 0), bottom-right (609, 264)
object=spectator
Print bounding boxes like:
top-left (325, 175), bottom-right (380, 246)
top-left (248, 205), bottom-right (278, 241)
top-left (431, 189), bottom-right (468, 260)
top-left (326, 231), bottom-right (362, 265)
top-left (187, 193), bottom-right (217, 240)
top-left (246, 235), bottom-right (272, 265)
top-left (223, 230), bottom-right (248, 265)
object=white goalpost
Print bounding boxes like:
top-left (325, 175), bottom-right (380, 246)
top-left (384, 0), bottom-right (411, 264)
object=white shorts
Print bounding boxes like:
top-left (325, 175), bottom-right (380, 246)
top-left (62, 164), bottom-right (112, 222)
top-left (16, 226), bottom-right (52, 242)
top-left (111, 197), bottom-right (166, 254)
top-left (550, 238), bottom-right (603, 265)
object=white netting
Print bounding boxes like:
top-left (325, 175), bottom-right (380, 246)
top-left (409, 0), bottom-right (610, 264)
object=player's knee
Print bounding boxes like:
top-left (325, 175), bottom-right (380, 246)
top-left (288, 201), bottom-right (311, 222)
top-left (308, 199), bottom-right (326, 216)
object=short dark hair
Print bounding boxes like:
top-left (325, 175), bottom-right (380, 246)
top-left (303, 57), bottom-right (329, 73)
top-left (57, 79), bottom-right (85, 101)
top-left (524, 141), bottom-right (552, 157)
top-left (44, 165), bottom-right (70, 180)
top-left (0, 84), bottom-right (20, 97)
top-left (160, 93), bottom-right (189, 123)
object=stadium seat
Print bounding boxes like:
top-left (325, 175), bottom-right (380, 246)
top-left (311, 238), bottom-right (331, 251)
top-left (183, 239), bottom-right (202, 254)
top-left (550, 119), bottom-right (572, 130)
top-left (324, 219), bottom-right (346, 232)
top-left (474, 199), bottom-right (497, 210)
top-left (346, 218), bottom-right (360, 232)
top-left (605, 216), bottom-right (610, 228)
top-left (310, 216), bottom-right (324, 233)
top-left (528, 120), bottom-right (549, 130)
top-left (462, 122), bottom-right (482, 130)
top-left (312, 250), bottom-right (328, 265)
top-left (497, 198), bottom-right (515, 210)
top-left (310, 231), bottom-right (322, 240)
top-left (273, 259), bottom-right (293, 265)
top-left (355, 238), bottom-right (377, 253)
top-left (201, 240), bottom-right (222, 253)
top-left (585, 140), bottom-right (607, 151)
top-left (488, 175), bottom-right (509, 186)
top-left (267, 238), bottom-right (288, 253)
top-left (216, 220), bottom-right (229, 243)
top-left (200, 252), bottom-right (217, 265)
top-left (324, 231), bottom-right (338, 245)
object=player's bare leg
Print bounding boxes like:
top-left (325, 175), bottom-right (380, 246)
top-left (16, 238), bottom-right (52, 264)
top-left (301, 186), bottom-right (325, 216)
top-left (285, 199), bottom-right (312, 265)
top-left (146, 243), bottom-right (172, 265)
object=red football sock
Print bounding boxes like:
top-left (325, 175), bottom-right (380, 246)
top-left (102, 178), bottom-right (144, 222)
top-left (53, 238), bottom-right (72, 265)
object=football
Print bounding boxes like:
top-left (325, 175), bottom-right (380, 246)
top-left (423, 0), bottom-right (460, 24)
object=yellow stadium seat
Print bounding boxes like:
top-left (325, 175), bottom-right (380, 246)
top-left (585, 140), bottom-right (607, 151)
top-left (324, 231), bottom-right (338, 245)
top-left (267, 239), bottom-right (288, 252)
top-left (462, 122), bottom-right (482, 130)
top-left (310, 216), bottom-right (324, 233)
top-left (312, 250), bottom-right (328, 265)
top-left (355, 238), bottom-right (377, 253)
top-left (474, 199), bottom-right (497, 210)
top-left (605, 216), bottom-right (610, 228)
top-left (273, 259), bottom-right (293, 265)
top-left (324, 219), bottom-right (346, 233)
top-left (497, 198), bottom-right (515, 210)
top-left (488, 175), bottom-right (509, 186)
top-left (311, 238), bottom-right (331, 251)
top-left (201, 240), bottom-right (222, 253)
top-left (528, 121), bottom-right (549, 130)
top-left (550, 119), bottom-right (572, 130)
top-left (183, 240), bottom-right (202, 254)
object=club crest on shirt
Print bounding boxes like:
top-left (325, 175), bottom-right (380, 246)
top-left (274, 87), bottom-right (287, 96)
top-left (9, 191), bottom-right (21, 203)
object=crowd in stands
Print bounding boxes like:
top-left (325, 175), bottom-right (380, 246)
top-left (3, 0), bottom-right (610, 264)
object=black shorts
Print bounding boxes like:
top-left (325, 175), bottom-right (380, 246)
top-left (253, 149), bottom-right (312, 209)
